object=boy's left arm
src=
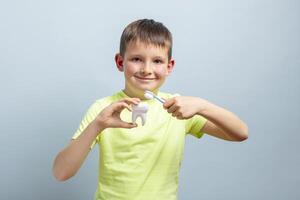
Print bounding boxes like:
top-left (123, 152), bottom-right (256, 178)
top-left (163, 96), bottom-right (248, 141)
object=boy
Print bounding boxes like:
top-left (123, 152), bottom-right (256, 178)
top-left (53, 19), bottom-right (248, 200)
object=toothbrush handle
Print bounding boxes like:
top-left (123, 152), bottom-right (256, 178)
top-left (155, 96), bottom-right (165, 103)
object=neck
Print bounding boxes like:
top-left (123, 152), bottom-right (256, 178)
top-left (123, 85), bottom-right (159, 100)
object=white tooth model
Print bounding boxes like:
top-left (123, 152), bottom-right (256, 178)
top-left (132, 103), bottom-right (149, 126)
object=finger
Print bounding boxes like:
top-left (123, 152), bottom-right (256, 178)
top-left (167, 105), bottom-right (178, 114)
top-left (123, 97), bottom-right (141, 103)
top-left (126, 105), bottom-right (132, 112)
top-left (121, 102), bottom-right (132, 112)
top-left (122, 101), bottom-right (138, 112)
top-left (119, 122), bottom-right (138, 129)
top-left (163, 98), bottom-right (175, 109)
top-left (122, 98), bottom-right (141, 106)
top-left (176, 115), bottom-right (184, 120)
top-left (172, 110), bottom-right (181, 118)
top-left (113, 102), bottom-right (132, 112)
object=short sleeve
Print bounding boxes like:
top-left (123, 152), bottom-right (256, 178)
top-left (185, 114), bottom-right (207, 138)
top-left (72, 100), bottom-right (104, 149)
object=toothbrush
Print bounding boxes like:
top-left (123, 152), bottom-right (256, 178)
top-left (144, 90), bottom-right (165, 103)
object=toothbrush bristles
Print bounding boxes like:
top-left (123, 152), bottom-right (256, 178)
top-left (144, 90), bottom-right (165, 103)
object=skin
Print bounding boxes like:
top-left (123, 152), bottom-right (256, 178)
top-left (52, 40), bottom-right (248, 181)
top-left (115, 40), bottom-right (248, 141)
top-left (115, 40), bottom-right (175, 100)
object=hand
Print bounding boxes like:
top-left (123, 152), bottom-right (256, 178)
top-left (163, 96), bottom-right (207, 120)
top-left (96, 98), bottom-right (141, 129)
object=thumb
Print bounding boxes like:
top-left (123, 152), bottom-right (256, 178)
top-left (118, 122), bottom-right (138, 129)
top-left (163, 97), bottom-right (174, 109)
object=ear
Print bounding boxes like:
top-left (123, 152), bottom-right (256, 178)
top-left (115, 53), bottom-right (124, 72)
top-left (166, 59), bottom-right (175, 75)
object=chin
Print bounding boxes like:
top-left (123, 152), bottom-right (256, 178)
top-left (137, 86), bottom-right (154, 91)
top-left (131, 84), bottom-right (154, 92)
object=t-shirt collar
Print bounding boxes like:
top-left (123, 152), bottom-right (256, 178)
top-left (118, 90), bottom-right (160, 104)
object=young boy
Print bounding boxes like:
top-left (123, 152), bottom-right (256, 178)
top-left (53, 19), bottom-right (248, 200)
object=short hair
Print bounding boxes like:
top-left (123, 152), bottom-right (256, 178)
top-left (119, 19), bottom-right (173, 60)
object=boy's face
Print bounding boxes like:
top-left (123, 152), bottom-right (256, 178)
top-left (115, 40), bottom-right (175, 99)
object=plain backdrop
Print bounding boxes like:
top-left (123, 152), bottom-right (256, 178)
top-left (0, 0), bottom-right (299, 199)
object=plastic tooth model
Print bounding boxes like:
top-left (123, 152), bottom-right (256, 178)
top-left (144, 90), bottom-right (165, 103)
top-left (132, 103), bottom-right (149, 126)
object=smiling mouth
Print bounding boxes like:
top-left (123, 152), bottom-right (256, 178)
top-left (134, 76), bottom-right (156, 81)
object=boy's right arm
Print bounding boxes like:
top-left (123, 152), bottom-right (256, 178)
top-left (52, 98), bottom-right (140, 181)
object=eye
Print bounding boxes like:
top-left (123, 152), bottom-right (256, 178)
top-left (131, 57), bottom-right (142, 62)
top-left (154, 59), bottom-right (163, 64)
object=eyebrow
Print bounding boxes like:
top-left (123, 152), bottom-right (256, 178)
top-left (127, 54), bottom-right (167, 60)
top-left (128, 54), bottom-right (142, 57)
top-left (153, 56), bottom-right (165, 60)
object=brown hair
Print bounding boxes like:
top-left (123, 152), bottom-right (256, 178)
top-left (119, 19), bottom-right (173, 60)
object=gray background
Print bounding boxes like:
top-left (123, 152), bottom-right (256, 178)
top-left (0, 0), bottom-right (299, 199)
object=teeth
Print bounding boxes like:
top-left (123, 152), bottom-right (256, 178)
top-left (132, 103), bottom-right (149, 126)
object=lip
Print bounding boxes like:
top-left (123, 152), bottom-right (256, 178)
top-left (134, 76), bottom-right (156, 81)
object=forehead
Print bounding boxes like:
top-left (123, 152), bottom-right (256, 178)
top-left (125, 40), bottom-right (169, 57)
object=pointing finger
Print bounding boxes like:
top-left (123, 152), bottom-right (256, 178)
top-left (122, 98), bottom-right (141, 105)
top-left (113, 102), bottom-right (132, 112)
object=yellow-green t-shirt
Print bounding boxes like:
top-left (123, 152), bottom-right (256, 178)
top-left (72, 91), bottom-right (207, 200)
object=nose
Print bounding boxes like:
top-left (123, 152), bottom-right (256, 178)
top-left (140, 62), bottom-right (152, 75)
